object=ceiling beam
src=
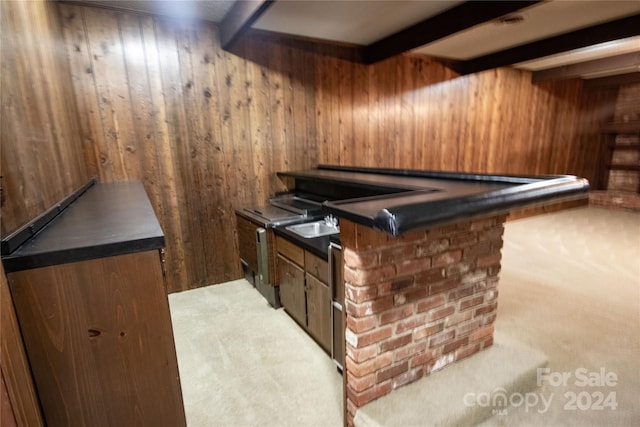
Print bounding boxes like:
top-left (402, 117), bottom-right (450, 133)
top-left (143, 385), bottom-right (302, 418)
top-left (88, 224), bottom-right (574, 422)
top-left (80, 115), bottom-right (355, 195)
top-left (461, 13), bottom-right (640, 75)
top-left (363, 1), bottom-right (541, 65)
top-left (243, 28), bottom-right (364, 62)
top-left (220, 0), bottom-right (274, 50)
top-left (584, 72), bottom-right (640, 88)
top-left (532, 52), bottom-right (640, 82)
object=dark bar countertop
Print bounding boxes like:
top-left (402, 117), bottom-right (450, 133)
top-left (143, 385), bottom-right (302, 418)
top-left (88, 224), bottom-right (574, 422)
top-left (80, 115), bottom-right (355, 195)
top-left (278, 165), bottom-right (590, 236)
top-left (2, 181), bottom-right (164, 273)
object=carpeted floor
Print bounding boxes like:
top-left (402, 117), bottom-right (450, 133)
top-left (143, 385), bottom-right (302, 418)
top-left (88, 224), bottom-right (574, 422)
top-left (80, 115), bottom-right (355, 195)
top-left (484, 206), bottom-right (640, 426)
top-left (168, 279), bottom-right (343, 427)
top-left (169, 206), bottom-right (639, 426)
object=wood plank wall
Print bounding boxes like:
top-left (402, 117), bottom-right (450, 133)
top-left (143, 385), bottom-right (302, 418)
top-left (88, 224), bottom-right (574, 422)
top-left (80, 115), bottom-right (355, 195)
top-left (57, 4), bottom-right (318, 292)
top-left (0, 0), bottom-right (89, 235)
top-left (315, 54), bottom-right (613, 179)
top-left (54, 4), bottom-right (616, 292)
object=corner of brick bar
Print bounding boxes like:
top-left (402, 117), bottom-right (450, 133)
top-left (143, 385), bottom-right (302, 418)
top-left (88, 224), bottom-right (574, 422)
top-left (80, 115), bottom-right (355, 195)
top-left (339, 215), bottom-right (508, 426)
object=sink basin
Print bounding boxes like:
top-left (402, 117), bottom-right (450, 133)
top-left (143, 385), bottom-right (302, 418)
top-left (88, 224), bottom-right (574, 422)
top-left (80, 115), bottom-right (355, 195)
top-left (286, 221), bottom-right (340, 238)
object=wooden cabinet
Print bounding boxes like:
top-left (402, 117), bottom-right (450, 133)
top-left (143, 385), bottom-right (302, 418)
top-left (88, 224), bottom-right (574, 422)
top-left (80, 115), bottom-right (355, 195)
top-left (1, 182), bottom-right (185, 427)
top-left (277, 254), bottom-right (306, 327)
top-left (276, 235), bottom-right (331, 354)
top-left (8, 250), bottom-right (186, 427)
top-left (236, 212), bottom-right (281, 308)
top-left (306, 274), bottom-right (331, 351)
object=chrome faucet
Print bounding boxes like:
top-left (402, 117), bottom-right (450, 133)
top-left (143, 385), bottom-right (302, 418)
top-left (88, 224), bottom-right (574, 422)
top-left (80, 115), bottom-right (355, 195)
top-left (324, 215), bottom-right (338, 228)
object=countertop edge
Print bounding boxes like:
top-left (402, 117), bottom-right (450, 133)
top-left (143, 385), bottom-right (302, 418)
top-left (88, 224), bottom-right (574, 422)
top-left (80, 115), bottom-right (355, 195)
top-left (380, 177), bottom-right (588, 235)
top-left (316, 171), bottom-right (590, 236)
top-left (3, 236), bottom-right (165, 273)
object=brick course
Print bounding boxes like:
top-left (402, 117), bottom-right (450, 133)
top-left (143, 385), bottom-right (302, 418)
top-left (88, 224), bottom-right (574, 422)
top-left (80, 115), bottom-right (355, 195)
top-left (341, 215), bottom-right (507, 426)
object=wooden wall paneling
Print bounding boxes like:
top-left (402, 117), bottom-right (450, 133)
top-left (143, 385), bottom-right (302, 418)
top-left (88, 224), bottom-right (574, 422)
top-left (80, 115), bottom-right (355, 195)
top-left (281, 45), bottom-right (298, 170)
top-left (245, 38), bottom-right (272, 207)
top-left (139, 16), bottom-right (189, 290)
top-left (82, 8), bottom-right (139, 181)
top-left (264, 43), bottom-right (289, 191)
top-left (350, 61), bottom-right (368, 167)
top-left (315, 51), bottom-right (332, 167)
top-left (198, 26), bottom-right (241, 284)
top-left (365, 56), bottom-right (381, 168)
top-left (155, 20), bottom-right (199, 289)
top-left (1, 263), bottom-right (44, 427)
top-left (458, 72), bottom-right (481, 172)
top-left (403, 58), bottom-right (423, 169)
top-left (303, 50), bottom-right (319, 169)
top-left (197, 25), bottom-right (240, 282)
top-left (325, 54), bottom-right (339, 166)
top-left (0, 0), bottom-right (88, 235)
top-left (221, 45), bottom-right (254, 208)
top-left (176, 24), bottom-right (217, 285)
top-left (578, 86), bottom-right (618, 188)
top-left (337, 58), bottom-right (355, 165)
top-left (59, 6), bottom-right (105, 179)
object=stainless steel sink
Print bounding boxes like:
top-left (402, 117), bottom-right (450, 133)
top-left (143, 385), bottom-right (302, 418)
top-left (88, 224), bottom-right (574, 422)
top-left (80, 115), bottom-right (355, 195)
top-left (286, 220), bottom-right (340, 238)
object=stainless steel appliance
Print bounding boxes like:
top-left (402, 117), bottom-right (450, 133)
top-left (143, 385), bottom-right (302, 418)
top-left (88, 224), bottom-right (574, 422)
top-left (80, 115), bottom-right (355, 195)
top-left (237, 195), bottom-right (324, 307)
top-left (329, 241), bottom-right (344, 371)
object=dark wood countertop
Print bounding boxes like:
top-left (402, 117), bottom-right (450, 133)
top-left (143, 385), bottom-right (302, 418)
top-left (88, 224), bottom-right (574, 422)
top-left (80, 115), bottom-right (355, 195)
top-left (278, 165), bottom-right (590, 236)
top-left (2, 181), bottom-right (164, 273)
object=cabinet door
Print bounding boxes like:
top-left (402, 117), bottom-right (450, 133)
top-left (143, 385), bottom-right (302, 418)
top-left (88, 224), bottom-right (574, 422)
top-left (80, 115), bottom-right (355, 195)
top-left (277, 255), bottom-right (306, 326)
top-left (8, 251), bottom-right (186, 427)
top-left (306, 275), bottom-right (331, 353)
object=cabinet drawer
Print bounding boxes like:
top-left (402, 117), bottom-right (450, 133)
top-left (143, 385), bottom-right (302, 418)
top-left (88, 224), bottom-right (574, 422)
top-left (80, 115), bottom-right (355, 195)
top-left (276, 235), bottom-right (304, 266)
top-left (304, 251), bottom-right (328, 284)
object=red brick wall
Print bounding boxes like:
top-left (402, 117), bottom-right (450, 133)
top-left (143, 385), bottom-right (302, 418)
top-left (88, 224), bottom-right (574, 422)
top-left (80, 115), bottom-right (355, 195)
top-left (340, 215), bottom-right (507, 425)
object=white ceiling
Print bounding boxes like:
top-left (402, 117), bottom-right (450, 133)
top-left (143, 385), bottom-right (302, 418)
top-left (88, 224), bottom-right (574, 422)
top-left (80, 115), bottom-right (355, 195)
top-left (67, 0), bottom-right (640, 78)
top-left (411, 1), bottom-right (640, 60)
top-left (252, 1), bottom-right (463, 45)
top-left (516, 36), bottom-right (640, 71)
top-left (75, 0), bottom-right (235, 23)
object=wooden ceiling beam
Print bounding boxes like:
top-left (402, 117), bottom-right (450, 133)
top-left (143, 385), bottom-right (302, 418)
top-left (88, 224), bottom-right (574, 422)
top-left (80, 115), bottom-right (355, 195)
top-left (461, 13), bottom-right (640, 75)
top-left (532, 52), bottom-right (640, 82)
top-left (220, 0), bottom-right (274, 50)
top-left (363, 1), bottom-right (541, 65)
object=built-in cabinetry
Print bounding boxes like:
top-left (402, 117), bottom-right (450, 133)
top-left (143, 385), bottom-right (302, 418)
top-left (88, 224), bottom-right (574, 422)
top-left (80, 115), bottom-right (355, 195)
top-left (236, 213), bottom-right (280, 307)
top-left (1, 182), bottom-right (186, 427)
top-left (8, 251), bottom-right (186, 427)
top-left (276, 235), bottom-right (331, 353)
top-left (329, 243), bottom-right (344, 370)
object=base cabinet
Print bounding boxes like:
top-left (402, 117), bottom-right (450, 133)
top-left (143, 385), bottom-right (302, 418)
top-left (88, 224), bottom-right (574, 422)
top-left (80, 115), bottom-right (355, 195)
top-left (276, 236), bottom-right (331, 354)
top-left (277, 255), bottom-right (306, 327)
top-left (8, 250), bottom-right (186, 427)
top-left (306, 274), bottom-right (331, 351)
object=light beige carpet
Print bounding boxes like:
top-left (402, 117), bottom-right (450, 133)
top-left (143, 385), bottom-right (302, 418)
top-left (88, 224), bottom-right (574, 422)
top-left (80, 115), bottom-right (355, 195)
top-left (484, 206), bottom-right (640, 426)
top-left (169, 206), bottom-right (639, 426)
top-left (168, 280), bottom-right (343, 427)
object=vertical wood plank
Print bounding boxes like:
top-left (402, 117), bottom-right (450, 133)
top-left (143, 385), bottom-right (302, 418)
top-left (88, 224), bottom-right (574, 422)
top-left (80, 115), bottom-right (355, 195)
top-left (1, 0), bottom-right (89, 235)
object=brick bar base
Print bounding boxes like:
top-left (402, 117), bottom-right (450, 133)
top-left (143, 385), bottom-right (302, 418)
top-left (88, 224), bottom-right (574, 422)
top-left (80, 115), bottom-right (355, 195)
top-left (340, 215), bottom-right (507, 426)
